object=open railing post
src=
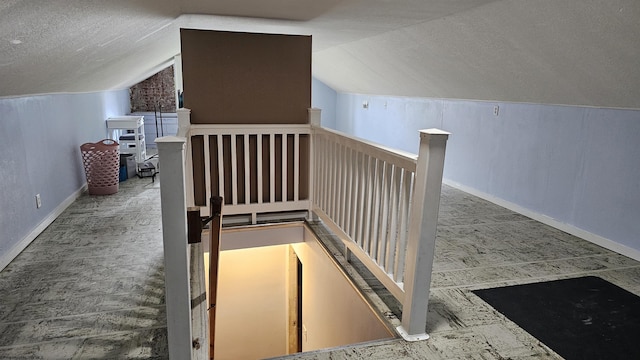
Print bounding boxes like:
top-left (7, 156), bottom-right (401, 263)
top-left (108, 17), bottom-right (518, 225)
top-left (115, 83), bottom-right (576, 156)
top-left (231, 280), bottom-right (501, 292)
top-left (157, 136), bottom-right (194, 359)
top-left (177, 108), bottom-right (194, 208)
top-left (177, 108), bottom-right (191, 137)
top-left (308, 107), bottom-right (321, 127)
top-left (308, 108), bottom-right (321, 220)
top-left (398, 129), bottom-right (450, 340)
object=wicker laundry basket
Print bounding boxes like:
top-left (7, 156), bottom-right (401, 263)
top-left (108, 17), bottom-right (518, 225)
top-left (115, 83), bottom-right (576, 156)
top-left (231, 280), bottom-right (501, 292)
top-left (80, 139), bottom-right (120, 195)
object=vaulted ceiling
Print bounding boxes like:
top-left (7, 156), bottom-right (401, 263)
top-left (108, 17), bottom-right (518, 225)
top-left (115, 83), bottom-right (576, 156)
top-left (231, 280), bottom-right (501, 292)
top-left (1, 0), bottom-right (639, 108)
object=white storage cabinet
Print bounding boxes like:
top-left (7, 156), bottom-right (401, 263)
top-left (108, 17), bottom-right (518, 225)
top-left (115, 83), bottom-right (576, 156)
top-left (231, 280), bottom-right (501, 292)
top-left (106, 116), bottom-right (147, 170)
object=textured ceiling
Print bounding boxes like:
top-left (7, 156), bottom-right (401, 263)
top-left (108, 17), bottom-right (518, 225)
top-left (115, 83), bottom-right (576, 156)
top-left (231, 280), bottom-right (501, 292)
top-left (1, 0), bottom-right (639, 108)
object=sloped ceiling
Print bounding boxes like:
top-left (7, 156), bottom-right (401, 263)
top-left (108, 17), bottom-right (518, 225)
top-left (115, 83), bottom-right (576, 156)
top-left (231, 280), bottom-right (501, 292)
top-left (1, 0), bottom-right (639, 108)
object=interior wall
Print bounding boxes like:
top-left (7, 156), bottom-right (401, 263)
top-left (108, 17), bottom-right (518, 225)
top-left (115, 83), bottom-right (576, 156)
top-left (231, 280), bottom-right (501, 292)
top-left (292, 228), bottom-right (393, 351)
top-left (311, 77), bottom-right (337, 129)
top-left (180, 29), bottom-right (311, 124)
top-left (335, 93), bottom-right (640, 259)
top-left (335, 94), bottom-right (442, 153)
top-left (215, 245), bottom-right (289, 360)
top-left (0, 90), bottom-right (131, 270)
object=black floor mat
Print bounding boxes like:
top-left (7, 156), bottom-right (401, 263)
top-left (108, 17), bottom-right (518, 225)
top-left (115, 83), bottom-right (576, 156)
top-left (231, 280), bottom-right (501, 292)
top-left (473, 276), bottom-right (640, 360)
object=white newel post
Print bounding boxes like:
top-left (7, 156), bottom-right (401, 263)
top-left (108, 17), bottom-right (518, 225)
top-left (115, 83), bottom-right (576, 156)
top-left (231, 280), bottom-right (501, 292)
top-left (398, 128), bottom-right (450, 340)
top-left (308, 108), bottom-right (322, 220)
top-left (177, 108), bottom-right (194, 208)
top-left (156, 136), bottom-right (193, 359)
top-left (177, 108), bottom-right (191, 137)
top-left (308, 107), bottom-right (322, 127)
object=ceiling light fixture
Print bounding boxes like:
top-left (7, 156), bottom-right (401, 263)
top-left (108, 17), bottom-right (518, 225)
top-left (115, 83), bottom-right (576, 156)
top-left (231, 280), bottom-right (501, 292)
top-left (10, 39), bottom-right (22, 44)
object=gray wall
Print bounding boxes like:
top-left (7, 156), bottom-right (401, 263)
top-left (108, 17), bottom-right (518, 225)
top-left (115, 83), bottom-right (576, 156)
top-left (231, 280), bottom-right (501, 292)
top-left (335, 93), bottom-right (640, 256)
top-left (0, 90), bottom-right (130, 265)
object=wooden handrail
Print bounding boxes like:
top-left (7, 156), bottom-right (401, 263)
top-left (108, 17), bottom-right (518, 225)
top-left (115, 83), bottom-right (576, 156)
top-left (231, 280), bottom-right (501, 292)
top-left (208, 196), bottom-right (223, 360)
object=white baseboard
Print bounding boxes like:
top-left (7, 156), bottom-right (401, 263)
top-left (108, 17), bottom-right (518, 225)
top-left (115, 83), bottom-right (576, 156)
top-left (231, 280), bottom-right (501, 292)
top-left (443, 179), bottom-right (640, 262)
top-left (0, 185), bottom-right (87, 272)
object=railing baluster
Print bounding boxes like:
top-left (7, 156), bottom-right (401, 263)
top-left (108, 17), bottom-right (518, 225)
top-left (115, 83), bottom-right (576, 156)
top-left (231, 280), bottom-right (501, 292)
top-left (362, 155), bottom-right (374, 253)
top-left (377, 161), bottom-right (391, 267)
top-left (377, 160), bottom-right (385, 260)
top-left (355, 151), bottom-right (366, 247)
top-left (217, 135), bottom-right (224, 204)
top-left (386, 165), bottom-right (401, 275)
top-left (230, 134), bottom-right (238, 205)
top-left (370, 158), bottom-right (382, 260)
top-left (319, 136), bottom-right (327, 212)
top-left (336, 141), bottom-right (342, 222)
top-left (328, 140), bottom-right (337, 219)
top-left (244, 134), bottom-right (250, 205)
top-left (394, 170), bottom-right (412, 283)
top-left (321, 136), bottom-right (328, 212)
top-left (203, 135), bottom-right (212, 212)
top-left (270, 133), bottom-right (275, 203)
top-left (344, 147), bottom-right (354, 238)
top-left (257, 134), bottom-right (263, 204)
top-left (342, 144), bottom-right (350, 230)
top-left (294, 133), bottom-right (300, 202)
top-left (341, 146), bottom-right (351, 232)
top-left (371, 159), bottom-right (382, 262)
top-left (315, 135), bottom-right (321, 210)
top-left (282, 134), bottom-right (288, 202)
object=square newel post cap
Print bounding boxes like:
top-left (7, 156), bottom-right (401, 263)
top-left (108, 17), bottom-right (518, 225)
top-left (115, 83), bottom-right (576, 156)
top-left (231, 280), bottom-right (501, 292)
top-left (419, 128), bottom-right (451, 142)
top-left (156, 136), bottom-right (187, 150)
top-left (308, 108), bottom-right (322, 126)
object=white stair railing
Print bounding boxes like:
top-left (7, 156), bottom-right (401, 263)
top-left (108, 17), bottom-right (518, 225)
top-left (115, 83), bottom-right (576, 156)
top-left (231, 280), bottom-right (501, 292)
top-left (158, 107), bottom-right (449, 359)
top-left (312, 126), bottom-right (416, 300)
top-left (311, 115), bottom-right (450, 340)
top-left (188, 124), bottom-right (311, 223)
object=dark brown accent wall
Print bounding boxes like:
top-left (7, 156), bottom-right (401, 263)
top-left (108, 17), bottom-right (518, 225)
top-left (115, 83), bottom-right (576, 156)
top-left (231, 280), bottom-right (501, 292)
top-left (180, 29), bottom-right (311, 124)
top-left (183, 29), bottom-right (312, 207)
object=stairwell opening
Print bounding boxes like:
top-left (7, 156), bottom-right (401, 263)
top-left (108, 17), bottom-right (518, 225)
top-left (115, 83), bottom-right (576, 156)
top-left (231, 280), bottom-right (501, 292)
top-left (204, 222), bottom-right (396, 360)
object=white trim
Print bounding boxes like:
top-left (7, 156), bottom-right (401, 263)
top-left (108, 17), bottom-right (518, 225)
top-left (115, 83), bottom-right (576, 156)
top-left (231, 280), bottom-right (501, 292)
top-left (0, 185), bottom-right (87, 272)
top-left (220, 222), bottom-right (305, 251)
top-left (222, 200), bottom-right (310, 215)
top-left (443, 179), bottom-right (640, 262)
top-left (338, 91), bottom-right (640, 112)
